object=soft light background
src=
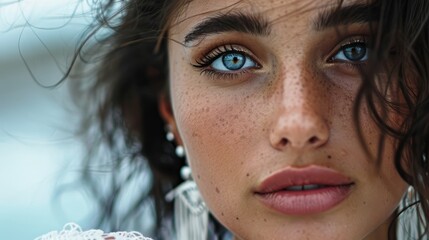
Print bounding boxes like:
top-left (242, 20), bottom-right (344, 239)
top-left (0, 0), bottom-right (94, 238)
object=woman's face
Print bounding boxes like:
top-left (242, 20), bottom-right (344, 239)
top-left (166, 0), bottom-right (407, 239)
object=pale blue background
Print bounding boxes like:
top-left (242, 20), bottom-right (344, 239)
top-left (0, 1), bottom-right (94, 239)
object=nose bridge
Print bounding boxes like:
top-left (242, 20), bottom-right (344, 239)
top-left (281, 64), bottom-right (308, 111)
top-left (269, 57), bottom-right (329, 151)
top-left (279, 56), bottom-right (317, 117)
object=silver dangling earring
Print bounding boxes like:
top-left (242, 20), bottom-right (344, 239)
top-left (165, 126), bottom-right (209, 240)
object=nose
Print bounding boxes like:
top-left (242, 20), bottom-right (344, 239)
top-left (270, 108), bottom-right (329, 151)
top-left (269, 71), bottom-right (329, 152)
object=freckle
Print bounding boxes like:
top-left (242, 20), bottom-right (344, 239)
top-left (197, 175), bottom-right (201, 179)
top-left (246, 173), bottom-right (250, 177)
top-left (216, 187), bottom-right (220, 194)
top-left (363, 201), bottom-right (366, 205)
top-left (221, 212), bottom-right (224, 216)
top-left (241, 161), bottom-right (244, 165)
top-left (264, 218), bottom-right (267, 222)
top-left (327, 155), bottom-right (332, 159)
top-left (236, 217), bottom-right (240, 220)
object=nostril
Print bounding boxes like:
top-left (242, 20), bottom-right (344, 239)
top-left (280, 138), bottom-right (289, 146)
top-left (309, 136), bottom-right (319, 144)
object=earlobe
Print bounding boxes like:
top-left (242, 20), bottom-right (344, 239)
top-left (159, 93), bottom-right (183, 145)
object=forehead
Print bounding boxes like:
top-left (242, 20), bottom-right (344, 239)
top-left (169, 0), bottom-right (367, 40)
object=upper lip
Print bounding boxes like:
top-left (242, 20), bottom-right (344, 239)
top-left (255, 165), bottom-right (354, 194)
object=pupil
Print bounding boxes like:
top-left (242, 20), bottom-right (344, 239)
top-left (344, 43), bottom-right (366, 61)
top-left (223, 53), bottom-right (245, 70)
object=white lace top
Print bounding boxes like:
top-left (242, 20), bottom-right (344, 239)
top-left (35, 223), bottom-right (153, 240)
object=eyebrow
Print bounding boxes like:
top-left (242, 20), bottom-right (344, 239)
top-left (184, 12), bottom-right (271, 44)
top-left (183, 3), bottom-right (379, 44)
top-left (314, 3), bottom-right (380, 30)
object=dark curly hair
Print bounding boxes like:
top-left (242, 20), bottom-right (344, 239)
top-left (68, 0), bottom-right (429, 239)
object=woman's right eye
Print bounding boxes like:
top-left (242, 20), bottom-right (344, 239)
top-left (210, 51), bottom-right (258, 72)
top-left (192, 45), bottom-right (261, 79)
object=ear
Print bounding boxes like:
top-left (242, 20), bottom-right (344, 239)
top-left (159, 93), bottom-right (183, 145)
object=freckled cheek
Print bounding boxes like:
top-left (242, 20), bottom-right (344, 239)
top-left (174, 93), bottom-right (250, 171)
top-left (172, 85), bottom-right (261, 206)
top-left (352, 97), bottom-right (407, 196)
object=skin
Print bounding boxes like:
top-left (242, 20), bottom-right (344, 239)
top-left (161, 0), bottom-right (408, 239)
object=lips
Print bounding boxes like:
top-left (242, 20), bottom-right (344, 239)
top-left (255, 165), bottom-right (354, 215)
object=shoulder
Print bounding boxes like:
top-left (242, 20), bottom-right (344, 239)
top-left (35, 223), bottom-right (153, 240)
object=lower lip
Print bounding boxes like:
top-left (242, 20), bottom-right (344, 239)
top-left (256, 184), bottom-right (353, 215)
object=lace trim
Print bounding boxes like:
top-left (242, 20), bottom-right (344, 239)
top-left (35, 223), bottom-right (153, 240)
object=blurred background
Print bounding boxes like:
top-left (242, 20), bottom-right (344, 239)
top-left (0, 0), bottom-right (94, 238)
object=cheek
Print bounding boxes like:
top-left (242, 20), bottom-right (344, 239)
top-left (170, 70), bottom-right (271, 227)
top-left (173, 86), bottom-right (258, 188)
top-left (353, 90), bottom-right (407, 186)
top-left (352, 95), bottom-right (408, 224)
top-left (174, 94), bottom-right (244, 225)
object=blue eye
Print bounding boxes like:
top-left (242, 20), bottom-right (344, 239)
top-left (211, 51), bottom-right (257, 71)
top-left (332, 42), bottom-right (368, 62)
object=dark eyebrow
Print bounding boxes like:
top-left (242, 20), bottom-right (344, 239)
top-left (184, 12), bottom-right (271, 44)
top-left (314, 3), bottom-right (380, 30)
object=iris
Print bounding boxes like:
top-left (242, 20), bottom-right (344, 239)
top-left (222, 53), bottom-right (246, 70)
top-left (342, 43), bottom-right (367, 61)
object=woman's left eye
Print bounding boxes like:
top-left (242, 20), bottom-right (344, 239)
top-left (210, 51), bottom-right (257, 72)
top-left (331, 42), bottom-right (369, 63)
